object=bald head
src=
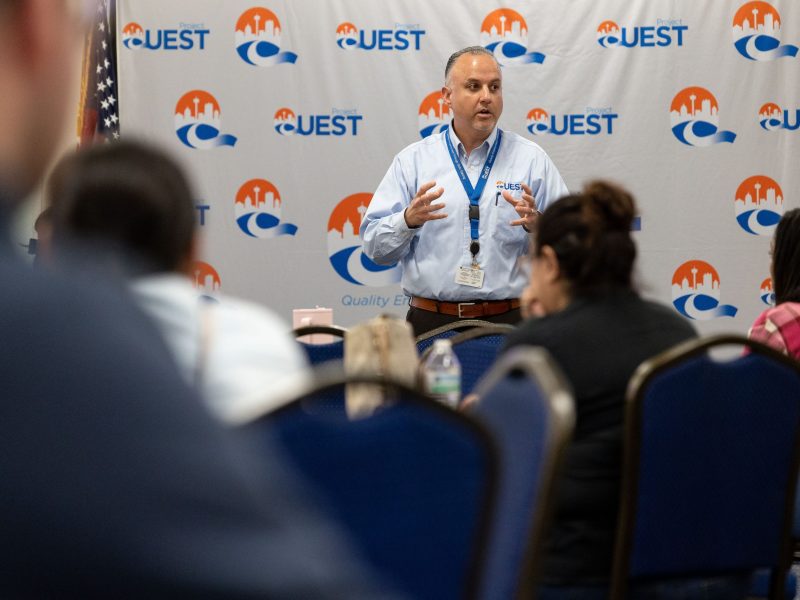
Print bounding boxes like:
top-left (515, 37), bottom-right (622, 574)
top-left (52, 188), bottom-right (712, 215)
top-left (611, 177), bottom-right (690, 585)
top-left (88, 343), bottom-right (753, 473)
top-left (444, 46), bottom-right (498, 86)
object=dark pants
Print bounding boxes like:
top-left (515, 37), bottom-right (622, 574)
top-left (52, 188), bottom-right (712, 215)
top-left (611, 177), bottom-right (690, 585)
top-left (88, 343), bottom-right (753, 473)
top-left (406, 306), bottom-right (522, 338)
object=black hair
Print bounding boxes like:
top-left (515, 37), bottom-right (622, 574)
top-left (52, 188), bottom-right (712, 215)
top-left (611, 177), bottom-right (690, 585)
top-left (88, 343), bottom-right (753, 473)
top-left (772, 208), bottom-right (800, 304)
top-left (534, 180), bottom-right (637, 296)
top-left (49, 140), bottom-right (195, 275)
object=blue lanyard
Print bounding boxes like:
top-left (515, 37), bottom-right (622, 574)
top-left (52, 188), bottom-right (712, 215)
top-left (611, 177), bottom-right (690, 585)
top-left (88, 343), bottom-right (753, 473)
top-left (444, 129), bottom-right (502, 249)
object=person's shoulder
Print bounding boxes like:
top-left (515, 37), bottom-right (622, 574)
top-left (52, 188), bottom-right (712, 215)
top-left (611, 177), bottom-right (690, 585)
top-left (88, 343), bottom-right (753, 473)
top-left (213, 295), bottom-right (292, 335)
top-left (764, 301), bottom-right (800, 317)
top-left (131, 272), bottom-right (198, 313)
top-left (503, 313), bottom-right (563, 351)
top-left (637, 295), bottom-right (696, 334)
top-left (756, 301), bottom-right (800, 328)
top-left (0, 258), bottom-right (143, 329)
top-left (747, 302), bottom-right (800, 357)
top-left (0, 258), bottom-right (184, 393)
top-left (210, 294), bottom-right (303, 359)
top-left (204, 295), bottom-right (310, 422)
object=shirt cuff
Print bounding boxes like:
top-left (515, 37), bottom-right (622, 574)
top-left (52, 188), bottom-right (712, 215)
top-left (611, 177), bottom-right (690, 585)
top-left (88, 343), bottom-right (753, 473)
top-left (392, 209), bottom-right (418, 240)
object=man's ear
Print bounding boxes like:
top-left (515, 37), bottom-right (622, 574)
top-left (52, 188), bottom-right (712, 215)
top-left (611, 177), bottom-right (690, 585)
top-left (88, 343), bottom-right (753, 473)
top-left (441, 86), bottom-right (452, 109)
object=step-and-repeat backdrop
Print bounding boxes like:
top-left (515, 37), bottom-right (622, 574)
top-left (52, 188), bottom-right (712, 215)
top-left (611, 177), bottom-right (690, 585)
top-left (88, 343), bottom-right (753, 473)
top-left (118, 1), bottom-right (799, 333)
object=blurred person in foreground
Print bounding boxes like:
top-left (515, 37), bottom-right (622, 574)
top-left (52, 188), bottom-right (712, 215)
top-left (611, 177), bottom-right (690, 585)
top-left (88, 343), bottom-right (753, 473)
top-left (48, 140), bottom-right (310, 424)
top-left (500, 182), bottom-right (749, 598)
top-left (0, 0), bottom-right (390, 596)
top-left (748, 208), bottom-right (800, 359)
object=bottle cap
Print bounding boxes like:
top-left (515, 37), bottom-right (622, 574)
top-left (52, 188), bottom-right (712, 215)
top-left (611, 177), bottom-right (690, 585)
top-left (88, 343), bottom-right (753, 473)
top-left (433, 339), bottom-right (452, 351)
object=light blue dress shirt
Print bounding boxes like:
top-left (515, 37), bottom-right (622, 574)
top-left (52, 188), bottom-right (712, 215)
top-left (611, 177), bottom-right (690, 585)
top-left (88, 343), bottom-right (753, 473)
top-left (361, 125), bottom-right (569, 301)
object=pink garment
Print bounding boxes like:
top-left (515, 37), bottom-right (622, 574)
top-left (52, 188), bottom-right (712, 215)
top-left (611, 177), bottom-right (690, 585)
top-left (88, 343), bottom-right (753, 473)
top-left (748, 302), bottom-right (800, 360)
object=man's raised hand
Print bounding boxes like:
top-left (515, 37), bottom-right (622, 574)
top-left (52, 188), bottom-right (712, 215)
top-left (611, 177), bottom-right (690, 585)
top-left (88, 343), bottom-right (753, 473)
top-left (404, 181), bottom-right (446, 228)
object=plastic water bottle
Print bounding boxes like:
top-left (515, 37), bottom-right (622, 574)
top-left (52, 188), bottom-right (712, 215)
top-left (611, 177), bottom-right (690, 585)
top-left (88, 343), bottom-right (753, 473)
top-left (423, 339), bottom-right (462, 408)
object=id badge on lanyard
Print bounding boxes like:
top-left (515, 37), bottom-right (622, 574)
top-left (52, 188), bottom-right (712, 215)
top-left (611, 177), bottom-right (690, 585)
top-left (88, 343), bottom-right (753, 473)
top-left (444, 130), bottom-right (502, 288)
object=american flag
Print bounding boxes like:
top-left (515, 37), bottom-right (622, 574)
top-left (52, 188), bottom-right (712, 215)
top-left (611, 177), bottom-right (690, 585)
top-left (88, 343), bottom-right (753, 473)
top-left (78, 0), bottom-right (119, 145)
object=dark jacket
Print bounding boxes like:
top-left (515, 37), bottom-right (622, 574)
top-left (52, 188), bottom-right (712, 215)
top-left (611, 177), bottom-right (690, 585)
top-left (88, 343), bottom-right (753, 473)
top-left (503, 289), bottom-right (697, 584)
top-left (0, 228), bottom-right (387, 598)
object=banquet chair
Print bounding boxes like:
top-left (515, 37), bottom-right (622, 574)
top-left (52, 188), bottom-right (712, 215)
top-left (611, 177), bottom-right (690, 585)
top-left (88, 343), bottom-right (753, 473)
top-left (293, 324), bottom-right (347, 366)
top-left (416, 319), bottom-right (514, 357)
top-left (611, 335), bottom-right (800, 600)
top-left (469, 347), bottom-right (574, 600)
top-left (247, 373), bottom-right (499, 600)
top-left (421, 325), bottom-right (515, 396)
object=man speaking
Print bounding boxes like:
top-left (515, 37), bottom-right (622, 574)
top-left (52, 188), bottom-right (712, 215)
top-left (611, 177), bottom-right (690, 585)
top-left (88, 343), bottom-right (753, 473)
top-left (361, 46), bottom-right (569, 336)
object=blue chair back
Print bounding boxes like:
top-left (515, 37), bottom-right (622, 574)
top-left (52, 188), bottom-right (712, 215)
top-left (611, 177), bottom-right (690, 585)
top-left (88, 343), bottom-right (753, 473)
top-left (612, 335), bottom-right (800, 600)
top-left (450, 327), bottom-right (514, 395)
top-left (294, 325), bottom-right (347, 366)
top-left (750, 568), bottom-right (797, 599)
top-left (415, 319), bottom-right (510, 356)
top-left (254, 375), bottom-right (499, 600)
top-left (470, 348), bottom-right (575, 600)
top-left (300, 340), bottom-right (344, 365)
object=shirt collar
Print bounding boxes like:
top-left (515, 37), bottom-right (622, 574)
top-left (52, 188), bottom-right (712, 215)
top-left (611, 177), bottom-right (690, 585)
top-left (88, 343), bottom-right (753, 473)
top-left (447, 122), bottom-right (499, 160)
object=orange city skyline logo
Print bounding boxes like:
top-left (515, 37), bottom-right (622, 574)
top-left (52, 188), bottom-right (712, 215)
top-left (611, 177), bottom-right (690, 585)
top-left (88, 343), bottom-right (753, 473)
top-left (760, 102), bottom-right (783, 130)
top-left (174, 90), bottom-right (237, 150)
top-left (479, 8), bottom-right (545, 66)
top-left (734, 175), bottom-right (784, 235)
top-left (733, 1), bottom-right (798, 60)
top-left (235, 7), bottom-right (297, 66)
top-left (192, 261), bottom-right (221, 301)
top-left (336, 22), bottom-right (359, 49)
top-left (527, 108), bottom-right (549, 135)
top-left (758, 102), bottom-right (799, 131)
top-left (274, 107), bottom-right (296, 135)
top-left (671, 260), bottom-right (738, 320)
top-left (327, 193), bottom-right (401, 286)
top-left (597, 21), bottom-right (620, 47)
top-left (761, 277), bottom-right (775, 306)
top-left (418, 90), bottom-right (451, 138)
top-left (669, 86), bottom-right (736, 146)
top-left (122, 22), bottom-right (144, 49)
top-left (234, 178), bottom-right (297, 239)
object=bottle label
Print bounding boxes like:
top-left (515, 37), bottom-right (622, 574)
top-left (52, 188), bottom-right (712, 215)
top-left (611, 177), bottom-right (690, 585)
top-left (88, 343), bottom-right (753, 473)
top-left (425, 371), bottom-right (461, 407)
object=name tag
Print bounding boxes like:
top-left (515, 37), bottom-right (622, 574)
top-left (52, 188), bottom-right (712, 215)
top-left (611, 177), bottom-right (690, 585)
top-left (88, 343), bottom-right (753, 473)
top-left (455, 266), bottom-right (485, 289)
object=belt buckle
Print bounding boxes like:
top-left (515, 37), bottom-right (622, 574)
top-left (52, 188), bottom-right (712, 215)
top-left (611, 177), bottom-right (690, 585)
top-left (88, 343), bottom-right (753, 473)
top-left (457, 302), bottom-right (476, 318)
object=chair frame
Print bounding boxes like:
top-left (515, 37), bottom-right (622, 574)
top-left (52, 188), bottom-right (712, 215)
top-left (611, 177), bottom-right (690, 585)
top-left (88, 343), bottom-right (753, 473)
top-left (259, 371), bottom-right (501, 600)
top-left (294, 325), bottom-right (347, 368)
top-left (292, 324), bottom-right (348, 339)
top-left (611, 334), bottom-right (800, 600)
top-left (472, 347), bottom-right (575, 599)
top-left (419, 325), bottom-right (517, 362)
top-left (415, 319), bottom-right (515, 346)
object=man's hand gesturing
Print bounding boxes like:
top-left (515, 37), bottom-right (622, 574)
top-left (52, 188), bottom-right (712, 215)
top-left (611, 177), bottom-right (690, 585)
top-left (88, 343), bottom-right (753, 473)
top-left (502, 183), bottom-right (540, 230)
top-left (404, 181), bottom-right (446, 228)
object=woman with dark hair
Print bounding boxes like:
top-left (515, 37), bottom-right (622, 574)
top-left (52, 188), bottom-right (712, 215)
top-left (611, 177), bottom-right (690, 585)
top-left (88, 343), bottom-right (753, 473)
top-left (500, 182), bottom-right (756, 598)
top-left (748, 208), bottom-right (800, 358)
